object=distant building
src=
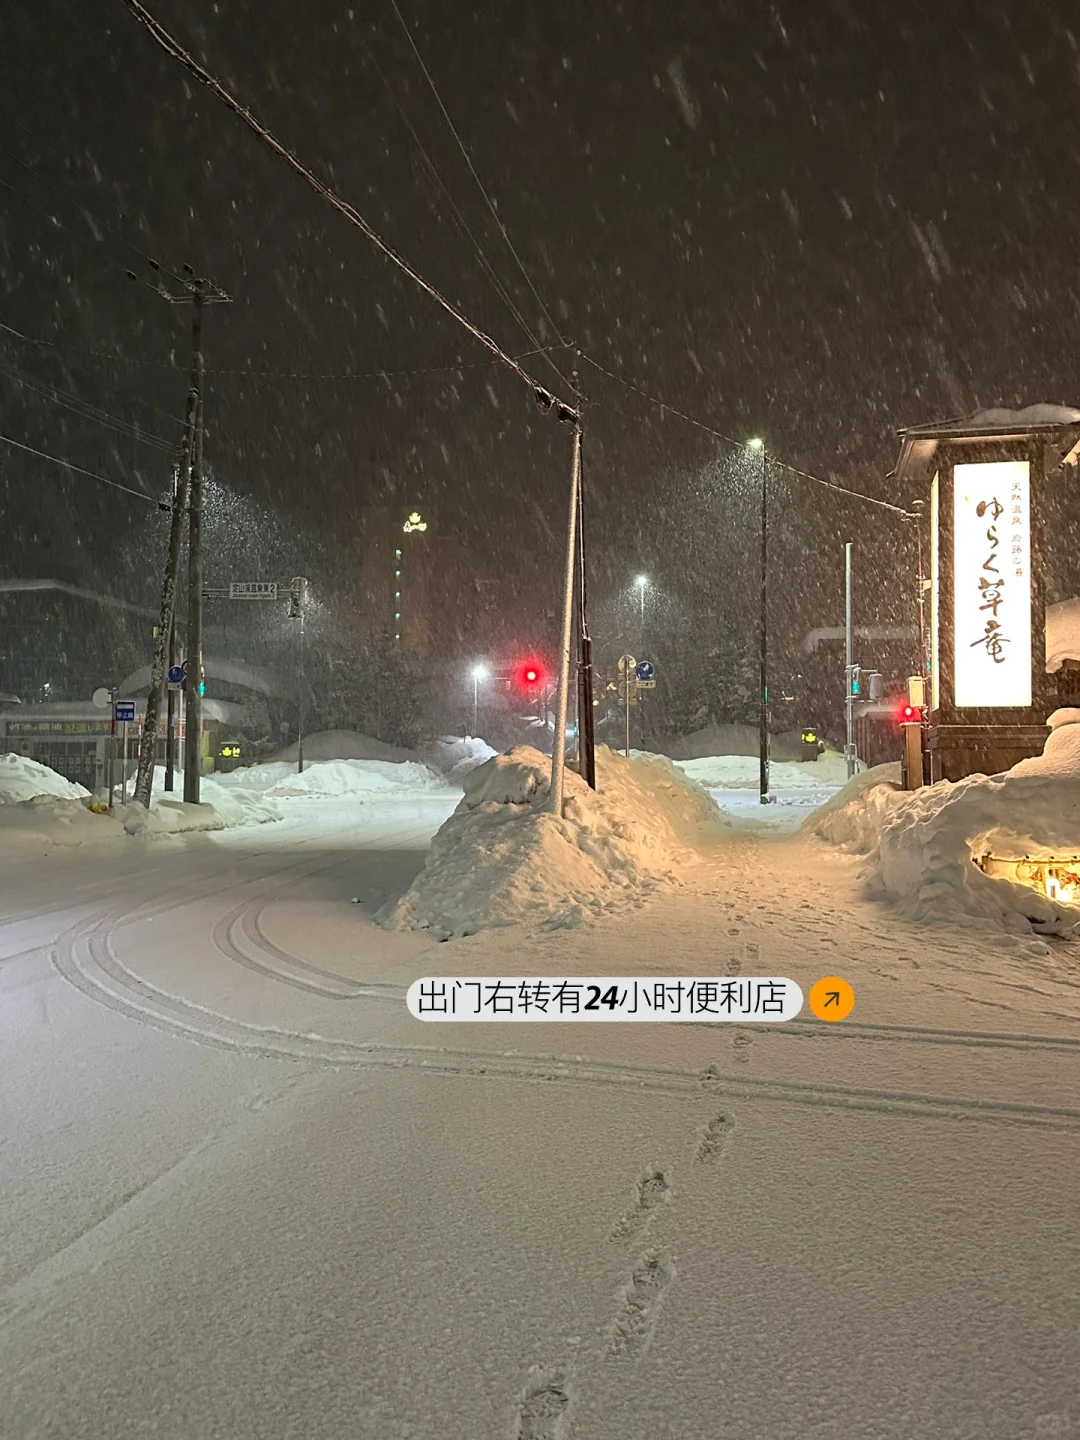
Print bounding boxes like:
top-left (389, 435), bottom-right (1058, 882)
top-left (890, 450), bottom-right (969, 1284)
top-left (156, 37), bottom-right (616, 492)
top-left (356, 504), bottom-right (473, 658)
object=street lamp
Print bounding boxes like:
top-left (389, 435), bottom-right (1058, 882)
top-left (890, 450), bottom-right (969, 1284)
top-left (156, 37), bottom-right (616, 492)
top-left (470, 663), bottom-right (488, 736)
top-left (746, 438), bottom-right (768, 804)
top-left (634, 574), bottom-right (648, 627)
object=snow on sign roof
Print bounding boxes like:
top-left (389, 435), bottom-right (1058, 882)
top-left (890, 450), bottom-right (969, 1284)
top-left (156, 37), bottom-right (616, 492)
top-left (891, 403), bottom-right (1080, 491)
top-left (900, 403), bottom-right (1080, 435)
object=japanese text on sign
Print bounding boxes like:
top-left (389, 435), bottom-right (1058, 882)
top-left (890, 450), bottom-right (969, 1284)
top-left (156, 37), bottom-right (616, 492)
top-left (953, 460), bottom-right (1031, 708)
top-left (407, 977), bottom-right (804, 1022)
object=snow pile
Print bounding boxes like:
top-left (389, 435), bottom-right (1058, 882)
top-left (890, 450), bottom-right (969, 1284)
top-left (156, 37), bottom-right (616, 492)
top-left (267, 729), bottom-right (418, 765)
top-left (215, 757), bottom-right (445, 800)
top-left (0, 752), bottom-right (90, 803)
top-left (380, 744), bottom-right (728, 938)
top-left (963, 403), bottom-right (1080, 430)
top-left (119, 773), bottom-right (281, 837)
top-left (676, 750), bottom-right (854, 791)
top-left (807, 721), bottom-right (1080, 941)
top-left (0, 794), bottom-right (106, 850)
top-left (663, 723), bottom-right (809, 763)
top-left (423, 735), bottom-right (498, 785)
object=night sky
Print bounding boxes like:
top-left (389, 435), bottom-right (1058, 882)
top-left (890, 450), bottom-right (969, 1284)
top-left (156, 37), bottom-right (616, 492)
top-left (4, 0), bottom-right (1080, 720)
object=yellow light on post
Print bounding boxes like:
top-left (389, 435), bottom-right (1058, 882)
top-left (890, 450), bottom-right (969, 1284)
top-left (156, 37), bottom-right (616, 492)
top-left (746, 437), bottom-right (764, 452)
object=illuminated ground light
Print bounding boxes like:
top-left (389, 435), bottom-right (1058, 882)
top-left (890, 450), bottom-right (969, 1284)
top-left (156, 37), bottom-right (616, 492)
top-left (974, 853), bottom-right (1080, 903)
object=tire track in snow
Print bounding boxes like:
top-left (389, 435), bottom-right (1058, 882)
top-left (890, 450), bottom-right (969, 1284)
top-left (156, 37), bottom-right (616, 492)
top-left (50, 922), bottom-right (1080, 1130)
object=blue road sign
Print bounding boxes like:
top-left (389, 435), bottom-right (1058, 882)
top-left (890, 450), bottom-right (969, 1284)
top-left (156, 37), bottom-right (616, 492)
top-left (635, 660), bottom-right (655, 681)
top-left (167, 664), bottom-right (184, 685)
top-left (114, 701), bottom-right (136, 723)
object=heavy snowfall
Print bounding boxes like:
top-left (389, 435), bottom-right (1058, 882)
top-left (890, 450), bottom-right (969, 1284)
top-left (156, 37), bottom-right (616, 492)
top-left (4, 1), bottom-right (1080, 1437)
top-left (2, 726), bottom-right (1077, 1439)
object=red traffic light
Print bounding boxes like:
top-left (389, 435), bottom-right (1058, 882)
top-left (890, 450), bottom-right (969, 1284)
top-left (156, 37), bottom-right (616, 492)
top-left (516, 659), bottom-right (546, 689)
top-left (899, 703), bottom-right (922, 724)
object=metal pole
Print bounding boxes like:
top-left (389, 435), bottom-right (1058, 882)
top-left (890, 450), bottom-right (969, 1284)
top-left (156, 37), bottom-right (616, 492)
top-left (759, 447), bottom-right (769, 804)
top-left (164, 615), bottom-right (177, 792)
top-left (625, 683), bottom-right (631, 758)
top-left (472, 674), bottom-right (479, 737)
top-left (297, 606), bottom-right (305, 774)
top-left (121, 721), bottom-right (129, 805)
top-left (845, 540), bottom-right (857, 779)
top-left (548, 422), bottom-right (581, 816)
top-left (183, 287), bottom-right (206, 803)
top-left (108, 686), bottom-right (116, 809)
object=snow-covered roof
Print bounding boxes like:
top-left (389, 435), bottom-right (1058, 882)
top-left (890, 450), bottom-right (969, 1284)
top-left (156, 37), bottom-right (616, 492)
top-left (899, 403), bottom-right (1080, 439)
top-left (891, 403), bottom-right (1080, 494)
top-left (1046, 597), bottom-right (1080, 675)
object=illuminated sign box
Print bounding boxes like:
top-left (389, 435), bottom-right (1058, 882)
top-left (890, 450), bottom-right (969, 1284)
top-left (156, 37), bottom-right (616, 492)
top-left (952, 460), bottom-right (1031, 709)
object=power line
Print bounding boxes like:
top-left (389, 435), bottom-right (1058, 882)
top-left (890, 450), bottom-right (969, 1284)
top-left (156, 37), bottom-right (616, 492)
top-left (360, 33), bottom-right (559, 384)
top-left (0, 120), bottom-right (188, 288)
top-left (1, 314), bottom-right (564, 385)
top-left (578, 352), bottom-right (912, 518)
top-left (0, 432), bottom-right (162, 503)
top-left (119, 0), bottom-right (578, 417)
top-left (0, 357), bottom-right (179, 453)
top-left (0, 173), bottom-right (167, 298)
top-left (382, 0), bottom-right (571, 358)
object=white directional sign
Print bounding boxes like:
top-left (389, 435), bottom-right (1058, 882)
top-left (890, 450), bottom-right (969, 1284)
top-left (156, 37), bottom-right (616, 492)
top-left (229, 581), bottom-right (278, 601)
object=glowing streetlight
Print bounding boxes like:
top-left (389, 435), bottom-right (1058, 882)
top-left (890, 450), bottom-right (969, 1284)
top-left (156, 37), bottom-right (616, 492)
top-left (470, 663), bottom-right (489, 736)
top-left (633, 573), bottom-right (648, 625)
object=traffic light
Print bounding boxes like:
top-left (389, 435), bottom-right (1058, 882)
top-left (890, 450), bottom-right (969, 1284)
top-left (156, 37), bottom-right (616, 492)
top-left (899, 703), bottom-right (924, 724)
top-left (516, 659), bottom-right (546, 690)
top-left (289, 576), bottom-right (308, 619)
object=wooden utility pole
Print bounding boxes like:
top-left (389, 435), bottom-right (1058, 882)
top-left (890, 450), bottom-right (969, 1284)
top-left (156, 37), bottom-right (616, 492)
top-left (133, 395), bottom-right (197, 808)
top-left (133, 268), bottom-right (230, 808)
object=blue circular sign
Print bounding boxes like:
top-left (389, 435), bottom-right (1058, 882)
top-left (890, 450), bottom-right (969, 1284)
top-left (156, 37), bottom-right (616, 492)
top-left (635, 660), bottom-right (655, 681)
top-left (167, 665), bottom-right (184, 685)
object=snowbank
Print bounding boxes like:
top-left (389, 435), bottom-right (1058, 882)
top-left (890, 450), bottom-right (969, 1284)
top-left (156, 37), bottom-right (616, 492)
top-left (662, 724), bottom-right (810, 763)
top-left (380, 744), bottom-right (728, 938)
top-left (266, 729), bottom-right (418, 765)
top-left (0, 753), bottom-right (90, 804)
top-left (422, 735), bottom-right (498, 785)
top-left (675, 750), bottom-right (854, 791)
top-left (807, 722), bottom-right (1080, 942)
top-left (214, 757), bottom-right (445, 800)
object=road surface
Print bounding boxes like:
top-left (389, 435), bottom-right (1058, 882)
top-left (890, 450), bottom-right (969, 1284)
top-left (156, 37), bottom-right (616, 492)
top-left (2, 792), bottom-right (1077, 1438)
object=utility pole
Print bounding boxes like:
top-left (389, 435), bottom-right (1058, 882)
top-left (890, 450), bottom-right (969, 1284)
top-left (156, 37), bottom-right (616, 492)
top-left (133, 389), bottom-right (197, 807)
top-left (133, 267), bottom-right (230, 809)
top-left (573, 384), bottom-right (596, 790)
top-left (184, 368), bottom-right (205, 803)
top-left (548, 409), bottom-right (582, 817)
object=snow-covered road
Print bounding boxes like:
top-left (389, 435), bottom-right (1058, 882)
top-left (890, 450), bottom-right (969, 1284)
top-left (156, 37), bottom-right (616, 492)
top-left (2, 792), bottom-right (1077, 1438)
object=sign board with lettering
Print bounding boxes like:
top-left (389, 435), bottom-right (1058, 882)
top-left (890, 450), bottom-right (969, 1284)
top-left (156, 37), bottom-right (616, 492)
top-left (952, 461), bottom-right (1031, 709)
top-left (229, 582), bottom-right (278, 601)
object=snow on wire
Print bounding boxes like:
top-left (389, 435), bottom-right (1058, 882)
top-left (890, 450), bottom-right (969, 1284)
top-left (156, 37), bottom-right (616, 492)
top-left (407, 977), bottom-right (804, 1022)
